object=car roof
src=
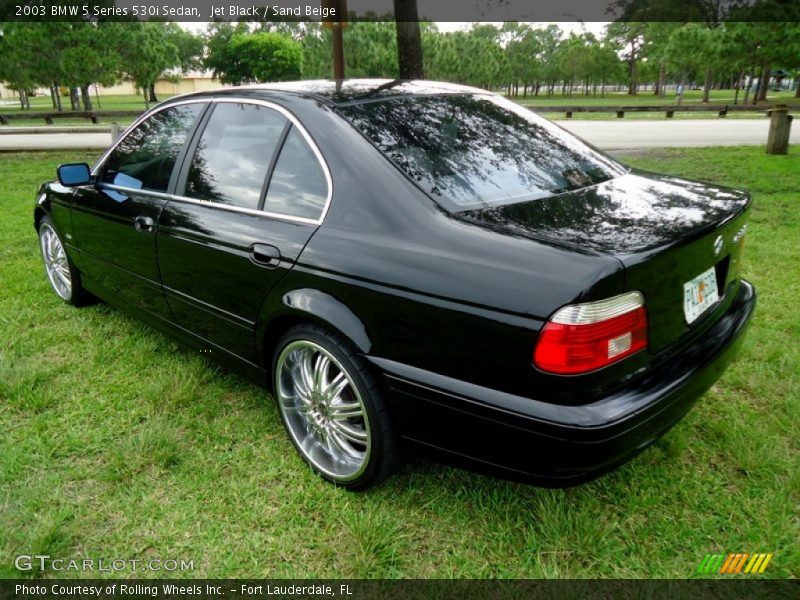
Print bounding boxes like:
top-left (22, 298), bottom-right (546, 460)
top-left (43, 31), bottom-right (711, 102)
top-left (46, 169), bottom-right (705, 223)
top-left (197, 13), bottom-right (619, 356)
top-left (171, 79), bottom-right (491, 107)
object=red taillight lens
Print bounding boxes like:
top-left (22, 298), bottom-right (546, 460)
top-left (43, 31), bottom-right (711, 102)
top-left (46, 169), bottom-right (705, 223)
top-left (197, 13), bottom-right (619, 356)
top-left (533, 292), bottom-right (648, 375)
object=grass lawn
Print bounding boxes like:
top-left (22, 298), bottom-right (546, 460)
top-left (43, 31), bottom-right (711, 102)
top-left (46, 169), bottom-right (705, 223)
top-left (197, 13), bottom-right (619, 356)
top-left (0, 147), bottom-right (798, 579)
top-left (0, 94), bottom-right (174, 113)
top-left (515, 88), bottom-right (799, 106)
top-left (0, 94), bottom-right (171, 127)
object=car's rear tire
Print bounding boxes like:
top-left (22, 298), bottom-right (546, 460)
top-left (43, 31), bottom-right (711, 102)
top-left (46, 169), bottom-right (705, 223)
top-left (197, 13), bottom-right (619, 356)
top-left (272, 324), bottom-right (397, 489)
top-left (38, 215), bottom-right (88, 306)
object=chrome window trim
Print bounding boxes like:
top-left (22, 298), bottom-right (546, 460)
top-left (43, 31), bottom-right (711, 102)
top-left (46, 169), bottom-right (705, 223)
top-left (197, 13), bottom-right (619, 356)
top-left (91, 96), bottom-right (333, 227)
top-left (90, 98), bottom-right (210, 176)
top-left (99, 183), bottom-right (322, 226)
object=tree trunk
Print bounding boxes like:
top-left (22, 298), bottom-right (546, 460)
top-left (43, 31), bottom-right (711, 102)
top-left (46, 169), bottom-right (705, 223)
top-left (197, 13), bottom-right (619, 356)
top-left (628, 57), bottom-right (637, 95)
top-left (69, 87), bottom-right (80, 111)
top-left (743, 68), bottom-right (753, 105)
top-left (53, 84), bottom-right (63, 112)
top-left (18, 89), bottom-right (28, 110)
top-left (757, 62), bottom-right (770, 102)
top-left (703, 66), bottom-right (712, 103)
top-left (795, 78), bottom-right (800, 97)
top-left (733, 70), bottom-right (743, 105)
top-left (393, 1), bottom-right (424, 79)
top-left (656, 61), bottom-right (666, 97)
top-left (81, 84), bottom-right (93, 111)
top-left (50, 85), bottom-right (58, 110)
top-left (148, 82), bottom-right (158, 103)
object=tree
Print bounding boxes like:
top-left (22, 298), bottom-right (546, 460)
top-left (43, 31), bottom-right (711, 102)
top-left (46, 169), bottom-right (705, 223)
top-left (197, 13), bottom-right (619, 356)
top-left (534, 25), bottom-right (565, 95)
top-left (211, 31), bottom-right (301, 85)
top-left (118, 23), bottom-right (180, 108)
top-left (60, 22), bottom-right (123, 111)
top-left (639, 22), bottom-right (680, 97)
top-left (347, 23), bottom-right (398, 77)
top-left (164, 23), bottom-right (204, 74)
top-left (665, 24), bottom-right (719, 103)
top-left (590, 39), bottom-right (625, 96)
top-left (0, 23), bottom-right (38, 109)
top-left (204, 22), bottom-right (251, 83)
top-left (607, 21), bottom-right (647, 95)
top-left (502, 23), bottom-right (535, 96)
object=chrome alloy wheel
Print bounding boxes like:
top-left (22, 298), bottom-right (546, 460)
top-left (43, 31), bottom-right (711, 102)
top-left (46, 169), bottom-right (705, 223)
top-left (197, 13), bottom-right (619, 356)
top-left (40, 223), bottom-right (72, 300)
top-left (276, 340), bottom-right (371, 482)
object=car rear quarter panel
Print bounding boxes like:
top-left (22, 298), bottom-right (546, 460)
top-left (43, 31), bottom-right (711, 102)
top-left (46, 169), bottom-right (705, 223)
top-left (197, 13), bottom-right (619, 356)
top-left (272, 101), bottom-right (630, 402)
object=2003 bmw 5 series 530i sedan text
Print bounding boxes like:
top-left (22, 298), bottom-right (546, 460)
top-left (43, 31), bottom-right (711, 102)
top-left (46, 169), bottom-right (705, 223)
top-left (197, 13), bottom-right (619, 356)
top-left (35, 80), bottom-right (756, 489)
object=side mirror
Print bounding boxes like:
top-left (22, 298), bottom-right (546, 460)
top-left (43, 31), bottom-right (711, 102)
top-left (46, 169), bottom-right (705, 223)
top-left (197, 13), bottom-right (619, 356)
top-left (57, 163), bottom-right (91, 187)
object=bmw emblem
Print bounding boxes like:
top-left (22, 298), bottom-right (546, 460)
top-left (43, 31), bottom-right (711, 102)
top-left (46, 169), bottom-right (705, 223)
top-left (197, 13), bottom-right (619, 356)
top-left (713, 235), bottom-right (724, 256)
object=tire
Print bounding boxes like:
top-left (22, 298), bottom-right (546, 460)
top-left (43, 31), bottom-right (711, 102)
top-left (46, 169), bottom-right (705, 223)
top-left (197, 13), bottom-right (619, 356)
top-left (272, 323), bottom-right (397, 489)
top-left (38, 215), bottom-right (88, 306)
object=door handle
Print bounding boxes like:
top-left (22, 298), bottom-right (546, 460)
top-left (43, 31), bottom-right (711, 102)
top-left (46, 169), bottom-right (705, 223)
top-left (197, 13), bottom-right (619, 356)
top-left (250, 243), bottom-right (281, 267)
top-left (134, 215), bottom-right (155, 232)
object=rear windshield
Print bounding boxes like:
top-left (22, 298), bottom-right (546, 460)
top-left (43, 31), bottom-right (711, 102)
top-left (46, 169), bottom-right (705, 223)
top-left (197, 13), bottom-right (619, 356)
top-left (339, 94), bottom-right (626, 212)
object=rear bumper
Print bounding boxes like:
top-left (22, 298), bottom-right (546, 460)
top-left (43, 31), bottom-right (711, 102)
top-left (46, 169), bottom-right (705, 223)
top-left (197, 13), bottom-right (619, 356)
top-left (368, 279), bottom-right (756, 485)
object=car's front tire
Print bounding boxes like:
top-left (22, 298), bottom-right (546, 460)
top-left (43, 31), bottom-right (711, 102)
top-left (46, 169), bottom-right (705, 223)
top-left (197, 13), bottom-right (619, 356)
top-left (38, 216), bottom-right (87, 306)
top-left (272, 324), bottom-right (397, 489)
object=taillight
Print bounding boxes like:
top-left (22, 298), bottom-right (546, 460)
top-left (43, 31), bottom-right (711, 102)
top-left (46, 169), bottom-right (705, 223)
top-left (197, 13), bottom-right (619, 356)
top-left (533, 292), bottom-right (648, 375)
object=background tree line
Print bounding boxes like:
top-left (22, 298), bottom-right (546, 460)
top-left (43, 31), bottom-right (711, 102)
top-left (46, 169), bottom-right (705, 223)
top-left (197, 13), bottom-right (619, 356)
top-left (1, 18), bottom-right (799, 112)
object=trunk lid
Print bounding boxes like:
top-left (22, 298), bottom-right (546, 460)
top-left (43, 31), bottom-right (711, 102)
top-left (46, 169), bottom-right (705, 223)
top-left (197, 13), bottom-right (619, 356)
top-left (461, 170), bottom-right (751, 353)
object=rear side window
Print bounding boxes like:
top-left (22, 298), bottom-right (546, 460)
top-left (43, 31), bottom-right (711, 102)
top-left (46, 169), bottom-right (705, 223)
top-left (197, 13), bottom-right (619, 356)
top-left (263, 128), bottom-right (328, 220)
top-left (339, 94), bottom-right (625, 211)
top-left (100, 104), bottom-right (203, 192)
top-left (184, 103), bottom-right (288, 210)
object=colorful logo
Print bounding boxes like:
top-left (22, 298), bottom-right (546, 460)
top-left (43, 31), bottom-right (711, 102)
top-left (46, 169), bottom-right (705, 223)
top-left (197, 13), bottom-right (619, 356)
top-left (697, 553), bottom-right (773, 575)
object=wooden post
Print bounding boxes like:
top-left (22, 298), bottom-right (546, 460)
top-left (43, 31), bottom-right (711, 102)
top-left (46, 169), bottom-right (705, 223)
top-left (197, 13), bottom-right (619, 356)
top-left (616, 110), bottom-right (625, 118)
top-left (766, 105), bottom-right (792, 155)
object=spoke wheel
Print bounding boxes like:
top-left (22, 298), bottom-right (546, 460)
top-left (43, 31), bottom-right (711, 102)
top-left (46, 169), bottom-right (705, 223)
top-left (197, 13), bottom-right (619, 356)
top-left (276, 340), bottom-right (371, 482)
top-left (39, 222), bottom-right (72, 301)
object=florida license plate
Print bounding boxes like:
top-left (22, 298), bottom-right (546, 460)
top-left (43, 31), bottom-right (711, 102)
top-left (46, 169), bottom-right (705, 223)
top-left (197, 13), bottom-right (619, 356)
top-left (683, 266), bottom-right (719, 324)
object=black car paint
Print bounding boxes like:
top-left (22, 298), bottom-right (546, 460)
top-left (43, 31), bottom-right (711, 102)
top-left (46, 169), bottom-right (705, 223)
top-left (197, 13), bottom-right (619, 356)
top-left (35, 81), bottom-right (756, 484)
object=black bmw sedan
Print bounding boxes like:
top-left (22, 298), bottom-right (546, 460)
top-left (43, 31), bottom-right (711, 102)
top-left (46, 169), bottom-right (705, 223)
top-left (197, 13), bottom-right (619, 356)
top-left (35, 80), bottom-right (756, 489)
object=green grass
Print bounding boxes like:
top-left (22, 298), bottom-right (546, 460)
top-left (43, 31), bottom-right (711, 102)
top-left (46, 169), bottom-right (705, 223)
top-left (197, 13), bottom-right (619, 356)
top-left (0, 148), bottom-right (798, 579)
top-left (515, 88), bottom-right (799, 106)
top-left (0, 94), bottom-right (170, 127)
top-left (0, 94), bottom-right (174, 113)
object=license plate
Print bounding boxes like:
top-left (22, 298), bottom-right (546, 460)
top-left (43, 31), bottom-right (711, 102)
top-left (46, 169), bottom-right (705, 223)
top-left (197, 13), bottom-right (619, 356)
top-left (683, 266), bottom-right (719, 324)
